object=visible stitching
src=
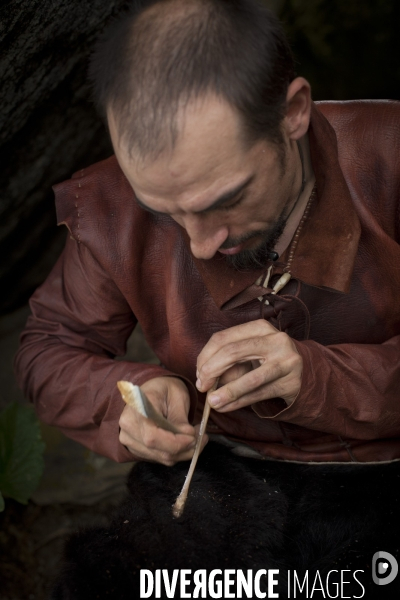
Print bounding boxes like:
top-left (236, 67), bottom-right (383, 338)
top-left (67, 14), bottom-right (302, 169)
top-left (74, 171), bottom-right (84, 243)
top-left (75, 192), bottom-right (80, 243)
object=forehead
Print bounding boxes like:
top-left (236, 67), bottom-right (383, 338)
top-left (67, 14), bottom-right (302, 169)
top-left (108, 96), bottom-right (275, 209)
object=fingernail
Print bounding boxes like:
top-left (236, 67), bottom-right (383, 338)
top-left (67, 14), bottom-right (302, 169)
top-left (208, 395), bottom-right (220, 407)
top-left (196, 378), bottom-right (202, 390)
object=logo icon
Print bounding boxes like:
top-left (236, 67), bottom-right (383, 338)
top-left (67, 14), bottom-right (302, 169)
top-left (372, 551), bottom-right (398, 586)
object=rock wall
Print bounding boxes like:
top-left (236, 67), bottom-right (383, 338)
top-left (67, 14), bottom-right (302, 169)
top-left (0, 0), bottom-right (130, 313)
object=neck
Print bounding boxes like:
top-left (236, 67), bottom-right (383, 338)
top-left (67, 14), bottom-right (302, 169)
top-left (273, 133), bottom-right (315, 258)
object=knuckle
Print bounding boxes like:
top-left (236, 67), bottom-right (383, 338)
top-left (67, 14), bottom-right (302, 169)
top-left (251, 336), bottom-right (265, 351)
top-left (142, 430), bottom-right (157, 448)
top-left (288, 351), bottom-right (302, 371)
top-left (275, 331), bottom-right (288, 345)
top-left (266, 361), bottom-right (284, 381)
top-left (118, 410), bottom-right (129, 429)
top-left (225, 341), bottom-right (240, 359)
top-left (159, 452), bottom-right (175, 467)
top-left (119, 429), bottom-right (128, 445)
top-left (249, 367), bottom-right (265, 388)
top-left (211, 329), bottom-right (225, 344)
top-left (200, 362), bottom-right (212, 378)
top-left (225, 385), bottom-right (237, 403)
top-left (259, 319), bottom-right (272, 332)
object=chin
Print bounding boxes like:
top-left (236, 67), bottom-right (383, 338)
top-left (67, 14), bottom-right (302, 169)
top-left (225, 244), bottom-right (271, 271)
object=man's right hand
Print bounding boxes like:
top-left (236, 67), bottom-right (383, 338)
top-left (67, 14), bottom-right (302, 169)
top-left (119, 376), bottom-right (204, 466)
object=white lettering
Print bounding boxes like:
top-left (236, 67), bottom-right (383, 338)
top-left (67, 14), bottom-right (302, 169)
top-left (224, 569), bottom-right (236, 598)
top-left (293, 571), bottom-right (308, 597)
top-left (237, 569), bottom-right (253, 598)
top-left (155, 569), bottom-right (161, 598)
top-left (340, 570), bottom-right (351, 598)
top-left (325, 570), bottom-right (339, 598)
top-left (310, 571), bottom-right (325, 598)
top-left (352, 571), bottom-right (365, 598)
top-left (140, 570), bottom-right (154, 599)
top-left (209, 569), bottom-right (222, 599)
top-left (162, 570), bottom-right (179, 599)
top-left (193, 570), bottom-right (207, 599)
top-left (268, 569), bottom-right (279, 598)
top-left (180, 569), bottom-right (192, 598)
top-left (254, 569), bottom-right (267, 599)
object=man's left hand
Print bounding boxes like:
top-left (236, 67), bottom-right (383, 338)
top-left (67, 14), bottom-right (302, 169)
top-left (196, 320), bottom-right (302, 411)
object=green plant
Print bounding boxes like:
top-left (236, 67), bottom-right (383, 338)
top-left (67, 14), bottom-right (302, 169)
top-left (0, 402), bottom-right (45, 512)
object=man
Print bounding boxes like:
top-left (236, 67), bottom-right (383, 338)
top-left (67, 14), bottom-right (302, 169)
top-left (15, 0), bottom-right (400, 466)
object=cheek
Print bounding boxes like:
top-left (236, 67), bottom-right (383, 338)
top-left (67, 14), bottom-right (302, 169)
top-left (233, 202), bottom-right (269, 230)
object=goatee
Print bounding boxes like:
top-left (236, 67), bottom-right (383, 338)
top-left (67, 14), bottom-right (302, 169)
top-left (224, 212), bottom-right (287, 271)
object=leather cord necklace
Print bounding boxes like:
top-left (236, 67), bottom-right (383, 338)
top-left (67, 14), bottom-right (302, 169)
top-left (266, 140), bottom-right (306, 263)
top-left (257, 142), bottom-right (317, 302)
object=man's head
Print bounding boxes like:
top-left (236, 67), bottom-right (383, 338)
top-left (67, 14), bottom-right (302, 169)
top-left (90, 0), bottom-right (312, 269)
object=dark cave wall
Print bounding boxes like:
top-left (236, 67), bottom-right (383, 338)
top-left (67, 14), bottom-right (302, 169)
top-left (0, 0), bottom-right (130, 313)
top-left (280, 0), bottom-right (400, 102)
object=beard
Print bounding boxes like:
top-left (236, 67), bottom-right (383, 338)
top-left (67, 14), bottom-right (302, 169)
top-left (222, 210), bottom-right (287, 271)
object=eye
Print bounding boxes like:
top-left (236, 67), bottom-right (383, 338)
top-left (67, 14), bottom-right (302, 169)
top-left (218, 194), bottom-right (244, 212)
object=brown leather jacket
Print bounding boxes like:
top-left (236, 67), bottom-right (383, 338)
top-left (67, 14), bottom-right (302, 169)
top-left (15, 100), bottom-right (400, 463)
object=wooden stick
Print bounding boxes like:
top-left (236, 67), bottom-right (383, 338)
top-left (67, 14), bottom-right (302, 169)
top-left (172, 378), bottom-right (219, 518)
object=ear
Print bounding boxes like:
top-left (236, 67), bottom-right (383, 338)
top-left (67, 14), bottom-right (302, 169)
top-left (283, 77), bottom-right (312, 141)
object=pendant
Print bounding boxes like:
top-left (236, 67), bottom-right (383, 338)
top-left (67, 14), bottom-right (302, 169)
top-left (271, 272), bottom-right (292, 295)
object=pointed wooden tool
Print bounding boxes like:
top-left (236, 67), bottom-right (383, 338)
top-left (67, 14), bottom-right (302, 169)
top-left (172, 378), bottom-right (219, 518)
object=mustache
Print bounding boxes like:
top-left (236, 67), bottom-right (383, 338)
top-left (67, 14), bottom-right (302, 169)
top-left (219, 228), bottom-right (270, 250)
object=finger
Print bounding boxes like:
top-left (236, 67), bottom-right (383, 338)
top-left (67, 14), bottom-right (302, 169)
top-left (206, 361), bottom-right (285, 408)
top-left (164, 431), bottom-right (209, 465)
top-left (120, 408), bottom-right (196, 457)
top-left (145, 427), bottom-right (209, 467)
top-left (198, 331), bottom-right (284, 392)
top-left (218, 362), bottom-right (254, 386)
top-left (142, 378), bottom-right (193, 433)
top-left (210, 377), bottom-right (294, 413)
top-left (208, 357), bottom-right (302, 411)
top-left (197, 319), bottom-right (277, 378)
top-left (121, 431), bottom-right (196, 466)
top-left (164, 391), bottom-right (194, 432)
top-left (121, 422), bottom-right (205, 467)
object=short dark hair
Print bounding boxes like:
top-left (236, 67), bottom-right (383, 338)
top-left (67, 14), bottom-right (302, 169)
top-left (89, 0), bottom-right (295, 159)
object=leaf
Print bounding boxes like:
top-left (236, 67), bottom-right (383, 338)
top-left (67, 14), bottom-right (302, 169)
top-left (0, 403), bottom-right (45, 507)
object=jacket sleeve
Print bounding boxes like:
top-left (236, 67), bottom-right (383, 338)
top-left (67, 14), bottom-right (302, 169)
top-left (253, 337), bottom-right (400, 440)
top-left (14, 236), bottom-right (195, 462)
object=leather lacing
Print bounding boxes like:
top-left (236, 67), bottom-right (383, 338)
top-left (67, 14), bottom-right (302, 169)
top-left (256, 275), bottom-right (359, 463)
top-left (259, 290), bottom-right (311, 341)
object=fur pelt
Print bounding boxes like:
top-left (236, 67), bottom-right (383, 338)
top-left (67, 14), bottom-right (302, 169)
top-left (51, 442), bottom-right (400, 599)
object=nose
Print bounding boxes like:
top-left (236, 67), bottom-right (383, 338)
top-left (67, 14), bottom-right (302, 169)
top-left (182, 214), bottom-right (229, 260)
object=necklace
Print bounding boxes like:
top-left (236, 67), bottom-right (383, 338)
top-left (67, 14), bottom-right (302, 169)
top-left (267, 140), bottom-right (306, 263)
top-left (270, 182), bottom-right (316, 295)
top-left (256, 146), bottom-right (317, 301)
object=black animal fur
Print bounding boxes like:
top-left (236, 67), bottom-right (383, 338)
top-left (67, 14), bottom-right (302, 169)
top-left (51, 442), bottom-right (400, 599)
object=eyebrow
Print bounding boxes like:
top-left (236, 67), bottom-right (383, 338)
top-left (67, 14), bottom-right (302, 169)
top-left (135, 175), bottom-right (254, 216)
